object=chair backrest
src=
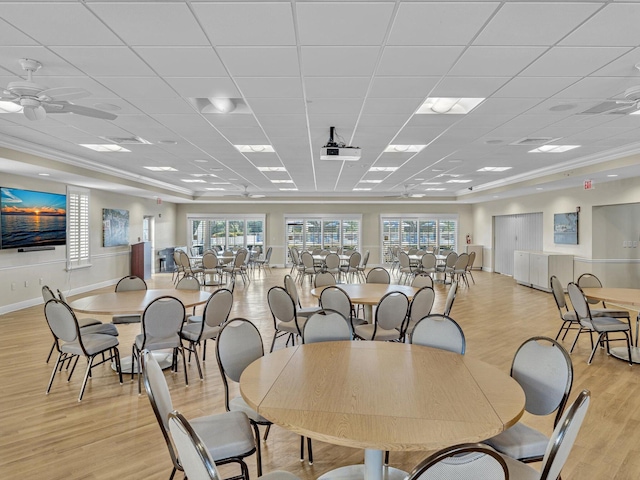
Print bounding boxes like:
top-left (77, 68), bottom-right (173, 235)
top-left (375, 291), bottom-right (409, 330)
top-left (411, 274), bottom-right (434, 289)
top-left (408, 248), bottom-right (418, 255)
top-left (42, 285), bottom-right (56, 302)
top-left (202, 289), bottom-right (233, 331)
top-left (216, 318), bottom-right (264, 410)
top-left (399, 251), bottom-right (411, 268)
top-left (268, 286), bottom-right (298, 330)
top-left (319, 286), bottom-right (354, 321)
top-left (141, 296), bottom-right (185, 341)
top-left (445, 252), bottom-right (458, 268)
top-left (443, 281), bottom-right (458, 316)
top-left (539, 390), bottom-right (591, 480)
top-left (264, 246), bottom-right (272, 262)
top-left (567, 282), bottom-right (591, 322)
top-left (550, 275), bottom-right (568, 310)
top-left (406, 443), bottom-right (508, 480)
top-left (410, 314), bottom-right (466, 354)
top-left (301, 251), bottom-right (315, 268)
top-left (44, 298), bottom-right (80, 344)
top-left (453, 253), bottom-right (469, 271)
top-left (366, 267), bottom-right (390, 284)
top-left (142, 350), bottom-right (179, 472)
top-left (115, 275), bottom-right (147, 292)
top-left (314, 272), bottom-right (337, 288)
top-left (290, 246), bottom-right (300, 265)
top-left (176, 275), bottom-right (201, 290)
top-left (512, 336), bottom-right (573, 423)
top-left (349, 251), bottom-right (361, 268)
top-left (168, 411), bottom-right (221, 480)
top-left (421, 253), bottom-right (437, 271)
top-left (202, 251), bottom-right (218, 269)
top-left (408, 287), bottom-right (436, 324)
top-left (303, 309), bottom-right (352, 343)
top-left (324, 253), bottom-right (340, 269)
top-left (576, 273), bottom-right (603, 305)
top-left (56, 289), bottom-right (68, 303)
top-left (178, 250), bottom-right (192, 268)
top-left (283, 274), bottom-right (301, 306)
top-left (234, 250), bottom-right (246, 268)
top-left (466, 250), bottom-right (476, 270)
top-left (311, 248), bottom-right (322, 255)
top-left (360, 250), bottom-right (370, 268)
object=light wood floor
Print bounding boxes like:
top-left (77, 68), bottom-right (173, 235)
top-left (2, 268), bottom-right (640, 479)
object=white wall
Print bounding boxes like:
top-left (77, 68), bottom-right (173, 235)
top-left (0, 173), bottom-right (177, 314)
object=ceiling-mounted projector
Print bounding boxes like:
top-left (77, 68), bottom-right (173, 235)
top-left (320, 126), bottom-right (361, 161)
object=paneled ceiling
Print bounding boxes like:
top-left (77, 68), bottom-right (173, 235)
top-left (2, 0), bottom-right (640, 203)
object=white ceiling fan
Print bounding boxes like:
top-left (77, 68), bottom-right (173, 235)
top-left (0, 58), bottom-right (117, 121)
top-left (224, 185), bottom-right (265, 199)
top-left (385, 184), bottom-right (423, 199)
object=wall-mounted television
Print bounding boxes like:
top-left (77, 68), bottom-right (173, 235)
top-left (0, 187), bottom-right (66, 249)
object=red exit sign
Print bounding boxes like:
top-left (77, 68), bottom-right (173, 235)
top-left (584, 179), bottom-right (593, 190)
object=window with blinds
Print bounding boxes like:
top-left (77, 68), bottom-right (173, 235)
top-left (381, 215), bottom-right (458, 261)
top-left (67, 186), bottom-right (90, 269)
top-left (285, 215), bottom-right (361, 263)
top-left (186, 215), bottom-right (265, 254)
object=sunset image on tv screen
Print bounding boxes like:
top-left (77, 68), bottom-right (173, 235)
top-left (0, 187), bottom-right (66, 249)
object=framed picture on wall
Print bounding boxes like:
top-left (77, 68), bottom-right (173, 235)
top-left (103, 208), bottom-right (129, 246)
top-left (554, 212), bottom-right (578, 245)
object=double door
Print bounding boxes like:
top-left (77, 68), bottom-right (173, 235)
top-left (494, 213), bottom-right (543, 276)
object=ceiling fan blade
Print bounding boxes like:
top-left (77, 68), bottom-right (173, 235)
top-left (43, 101), bottom-right (117, 120)
top-left (39, 86), bottom-right (91, 102)
top-left (1, 90), bottom-right (18, 100)
top-left (23, 105), bottom-right (46, 121)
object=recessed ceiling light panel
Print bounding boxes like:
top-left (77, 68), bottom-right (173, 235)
top-left (477, 167), bottom-right (512, 172)
top-left (368, 167), bottom-right (398, 172)
top-left (80, 144), bottom-right (131, 152)
top-left (529, 145), bottom-right (580, 153)
top-left (235, 145), bottom-right (275, 153)
top-left (257, 166), bottom-right (287, 172)
top-left (144, 166), bottom-right (178, 171)
top-left (383, 145), bottom-right (427, 153)
top-left (416, 98), bottom-right (484, 115)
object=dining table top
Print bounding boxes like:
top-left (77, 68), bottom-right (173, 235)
top-left (581, 287), bottom-right (640, 309)
top-left (68, 288), bottom-right (211, 315)
top-left (240, 341), bottom-right (525, 452)
top-left (310, 283), bottom-right (419, 305)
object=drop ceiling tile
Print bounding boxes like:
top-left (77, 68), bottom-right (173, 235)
top-left (259, 114), bottom-right (308, 128)
top-left (361, 98), bottom-right (423, 115)
top-left (378, 47), bottom-right (464, 76)
top-left (126, 98), bottom-right (194, 115)
top-left (0, 18), bottom-right (38, 46)
top-left (215, 127), bottom-right (268, 145)
top-left (193, 2), bottom-right (295, 46)
top-left (357, 114), bottom-right (411, 128)
top-left (235, 77), bottom-right (303, 98)
top-left (493, 77), bottom-right (580, 98)
top-left (431, 77), bottom-right (510, 97)
top-left (389, 2), bottom-right (499, 46)
top-left (474, 2), bottom-right (601, 46)
top-left (0, 47), bottom-right (82, 76)
top-left (449, 47), bottom-right (547, 76)
top-left (90, 2), bottom-right (208, 46)
top-left (217, 47), bottom-right (300, 77)
top-left (263, 125), bottom-right (310, 138)
top-left (522, 47), bottom-right (631, 77)
top-left (297, 2), bottom-right (394, 45)
top-left (553, 76), bottom-right (633, 99)
top-left (304, 77), bottom-right (371, 98)
top-left (393, 127), bottom-right (447, 144)
top-left (74, 97), bottom-right (142, 115)
top-left (0, 3), bottom-right (123, 46)
top-left (592, 47), bottom-right (640, 77)
top-left (301, 47), bottom-right (380, 76)
top-left (164, 77), bottom-right (241, 98)
top-left (133, 47), bottom-right (228, 77)
top-left (247, 98), bottom-right (306, 114)
top-left (308, 117), bottom-right (358, 133)
top-left (403, 114), bottom-right (460, 128)
top-left (51, 47), bottom-right (156, 76)
top-left (472, 97), bottom-right (545, 115)
top-left (204, 114), bottom-right (260, 128)
top-left (307, 98), bottom-right (364, 115)
top-left (561, 3), bottom-right (640, 47)
top-left (94, 76), bottom-right (177, 98)
top-left (368, 77), bottom-right (439, 98)
top-left (448, 114), bottom-right (513, 129)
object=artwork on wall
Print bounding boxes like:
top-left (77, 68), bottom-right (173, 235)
top-left (102, 208), bottom-right (129, 247)
top-left (0, 187), bottom-right (66, 249)
top-left (554, 212), bottom-right (579, 245)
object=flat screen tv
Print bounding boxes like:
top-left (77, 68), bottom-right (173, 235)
top-left (0, 187), bottom-right (66, 249)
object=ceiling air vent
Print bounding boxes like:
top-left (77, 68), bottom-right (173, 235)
top-left (509, 137), bottom-right (559, 146)
top-left (578, 101), bottom-right (627, 115)
top-left (102, 136), bottom-right (151, 145)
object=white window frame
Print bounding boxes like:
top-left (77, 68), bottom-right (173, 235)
top-left (186, 213), bottom-right (266, 252)
top-left (66, 186), bottom-right (91, 270)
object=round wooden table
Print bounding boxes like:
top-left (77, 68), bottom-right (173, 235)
top-left (582, 287), bottom-right (640, 363)
top-left (240, 341), bottom-right (525, 480)
top-left (69, 288), bottom-right (211, 372)
top-left (310, 283), bottom-right (419, 323)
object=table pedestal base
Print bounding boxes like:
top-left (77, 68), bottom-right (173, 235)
top-left (111, 352), bottom-right (173, 374)
top-left (610, 346), bottom-right (640, 364)
top-left (318, 450), bottom-right (407, 480)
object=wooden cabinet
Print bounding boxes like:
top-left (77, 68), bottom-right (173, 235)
top-left (131, 242), bottom-right (151, 280)
top-left (514, 251), bottom-right (573, 292)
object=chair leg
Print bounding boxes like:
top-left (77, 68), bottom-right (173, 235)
top-left (588, 333), bottom-right (605, 364)
top-left (384, 450), bottom-right (390, 466)
top-left (251, 423), bottom-right (263, 477)
top-left (307, 437), bottom-right (313, 465)
top-left (569, 327), bottom-right (583, 353)
top-left (46, 352), bottom-right (63, 394)
top-left (190, 341), bottom-right (204, 380)
top-left (263, 424), bottom-right (271, 441)
top-left (78, 356), bottom-right (95, 402)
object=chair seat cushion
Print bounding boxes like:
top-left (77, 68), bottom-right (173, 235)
top-left (354, 324), bottom-right (401, 341)
top-left (500, 454), bottom-right (539, 480)
top-left (78, 317), bottom-right (102, 328)
top-left (190, 411), bottom-right (255, 461)
top-left (562, 311), bottom-right (577, 321)
top-left (134, 333), bottom-right (181, 350)
top-left (591, 308), bottom-right (629, 319)
top-left (297, 306), bottom-right (321, 318)
top-left (112, 314), bottom-right (141, 324)
top-left (61, 333), bottom-right (119, 356)
top-left (485, 422), bottom-right (549, 460)
top-left (180, 323), bottom-right (221, 342)
top-left (585, 316), bottom-right (630, 332)
top-left (230, 396), bottom-right (270, 423)
top-left (276, 317), bottom-right (306, 334)
top-left (80, 323), bottom-right (119, 336)
top-left (187, 314), bottom-right (203, 324)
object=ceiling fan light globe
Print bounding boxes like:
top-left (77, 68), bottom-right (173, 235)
top-left (23, 104), bottom-right (46, 121)
top-left (0, 100), bottom-right (22, 113)
top-left (209, 98), bottom-right (235, 113)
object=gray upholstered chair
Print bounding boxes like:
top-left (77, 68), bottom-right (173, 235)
top-left (465, 250), bottom-right (477, 284)
top-left (112, 275), bottom-right (147, 324)
top-left (398, 251), bottom-right (417, 285)
top-left (353, 291), bottom-right (408, 341)
top-left (410, 314), bottom-right (465, 354)
top-left (340, 251), bottom-right (361, 283)
top-left (567, 282), bottom-right (633, 365)
top-left (132, 296), bottom-right (187, 393)
top-left (403, 286), bottom-right (436, 339)
top-left (223, 249), bottom-right (249, 285)
top-left (180, 288), bottom-right (232, 379)
top-left (302, 309), bottom-right (352, 343)
top-left (550, 275), bottom-right (580, 341)
top-left (319, 285), bottom-right (364, 329)
top-left (438, 251), bottom-right (458, 283)
top-left (411, 274), bottom-right (434, 289)
top-left (284, 274), bottom-right (320, 318)
top-left (356, 249), bottom-right (370, 282)
top-left (451, 253), bottom-right (469, 287)
top-left (168, 410), bottom-right (300, 480)
top-left (314, 271), bottom-right (336, 288)
top-left (577, 273), bottom-right (631, 321)
top-left (142, 351), bottom-right (256, 480)
top-left (499, 389), bottom-right (591, 480)
top-left (323, 252), bottom-right (342, 279)
top-left (406, 443), bottom-right (508, 480)
top-left (253, 246), bottom-right (272, 274)
top-left (486, 337), bottom-right (573, 462)
top-left (366, 267), bottom-right (391, 284)
top-left (267, 286), bottom-right (305, 352)
top-left (44, 298), bottom-right (122, 402)
top-left (176, 275), bottom-right (202, 315)
top-left (443, 281), bottom-right (458, 316)
top-left (420, 253), bottom-right (437, 278)
top-left (201, 251), bottom-right (221, 286)
top-left (299, 251), bottom-right (319, 285)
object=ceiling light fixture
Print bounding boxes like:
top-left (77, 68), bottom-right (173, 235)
top-left (369, 167), bottom-right (398, 172)
top-left (477, 167), bottom-right (512, 172)
top-left (384, 145), bottom-right (427, 153)
top-left (353, 188), bottom-right (372, 191)
top-left (144, 166), bottom-right (178, 171)
top-left (279, 188), bottom-right (298, 191)
top-left (206, 188), bottom-right (226, 191)
top-left (235, 145), bottom-right (275, 153)
top-left (38, 173), bottom-right (50, 176)
top-left (359, 180), bottom-right (383, 184)
top-left (0, 100), bottom-right (23, 113)
top-left (529, 145), bottom-right (580, 153)
top-left (607, 174), bottom-right (618, 177)
top-left (209, 98), bottom-right (236, 113)
top-left (417, 97), bottom-right (485, 115)
top-left (80, 144), bottom-right (131, 153)
top-left (421, 182), bottom-right (442, 185)
top-left (425, 188), bottom-right (446, 191)
top-left (446, 179), bottom-right (472, 183)
top-left (181, 179), bottom-right (207, 183)
top-left (257, 166), bottom-right (287, 172)
top-left (270, 179), bottom-right (294, 184)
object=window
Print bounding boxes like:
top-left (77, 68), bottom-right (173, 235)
top-left (187, 214), bottom-right (265, 253)
top-left (381, 215), bottom-right (458, 261)
top-left (285, 215), bottom-right (361, 263)
top-left (67, 186), bottom-right (90, 269)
